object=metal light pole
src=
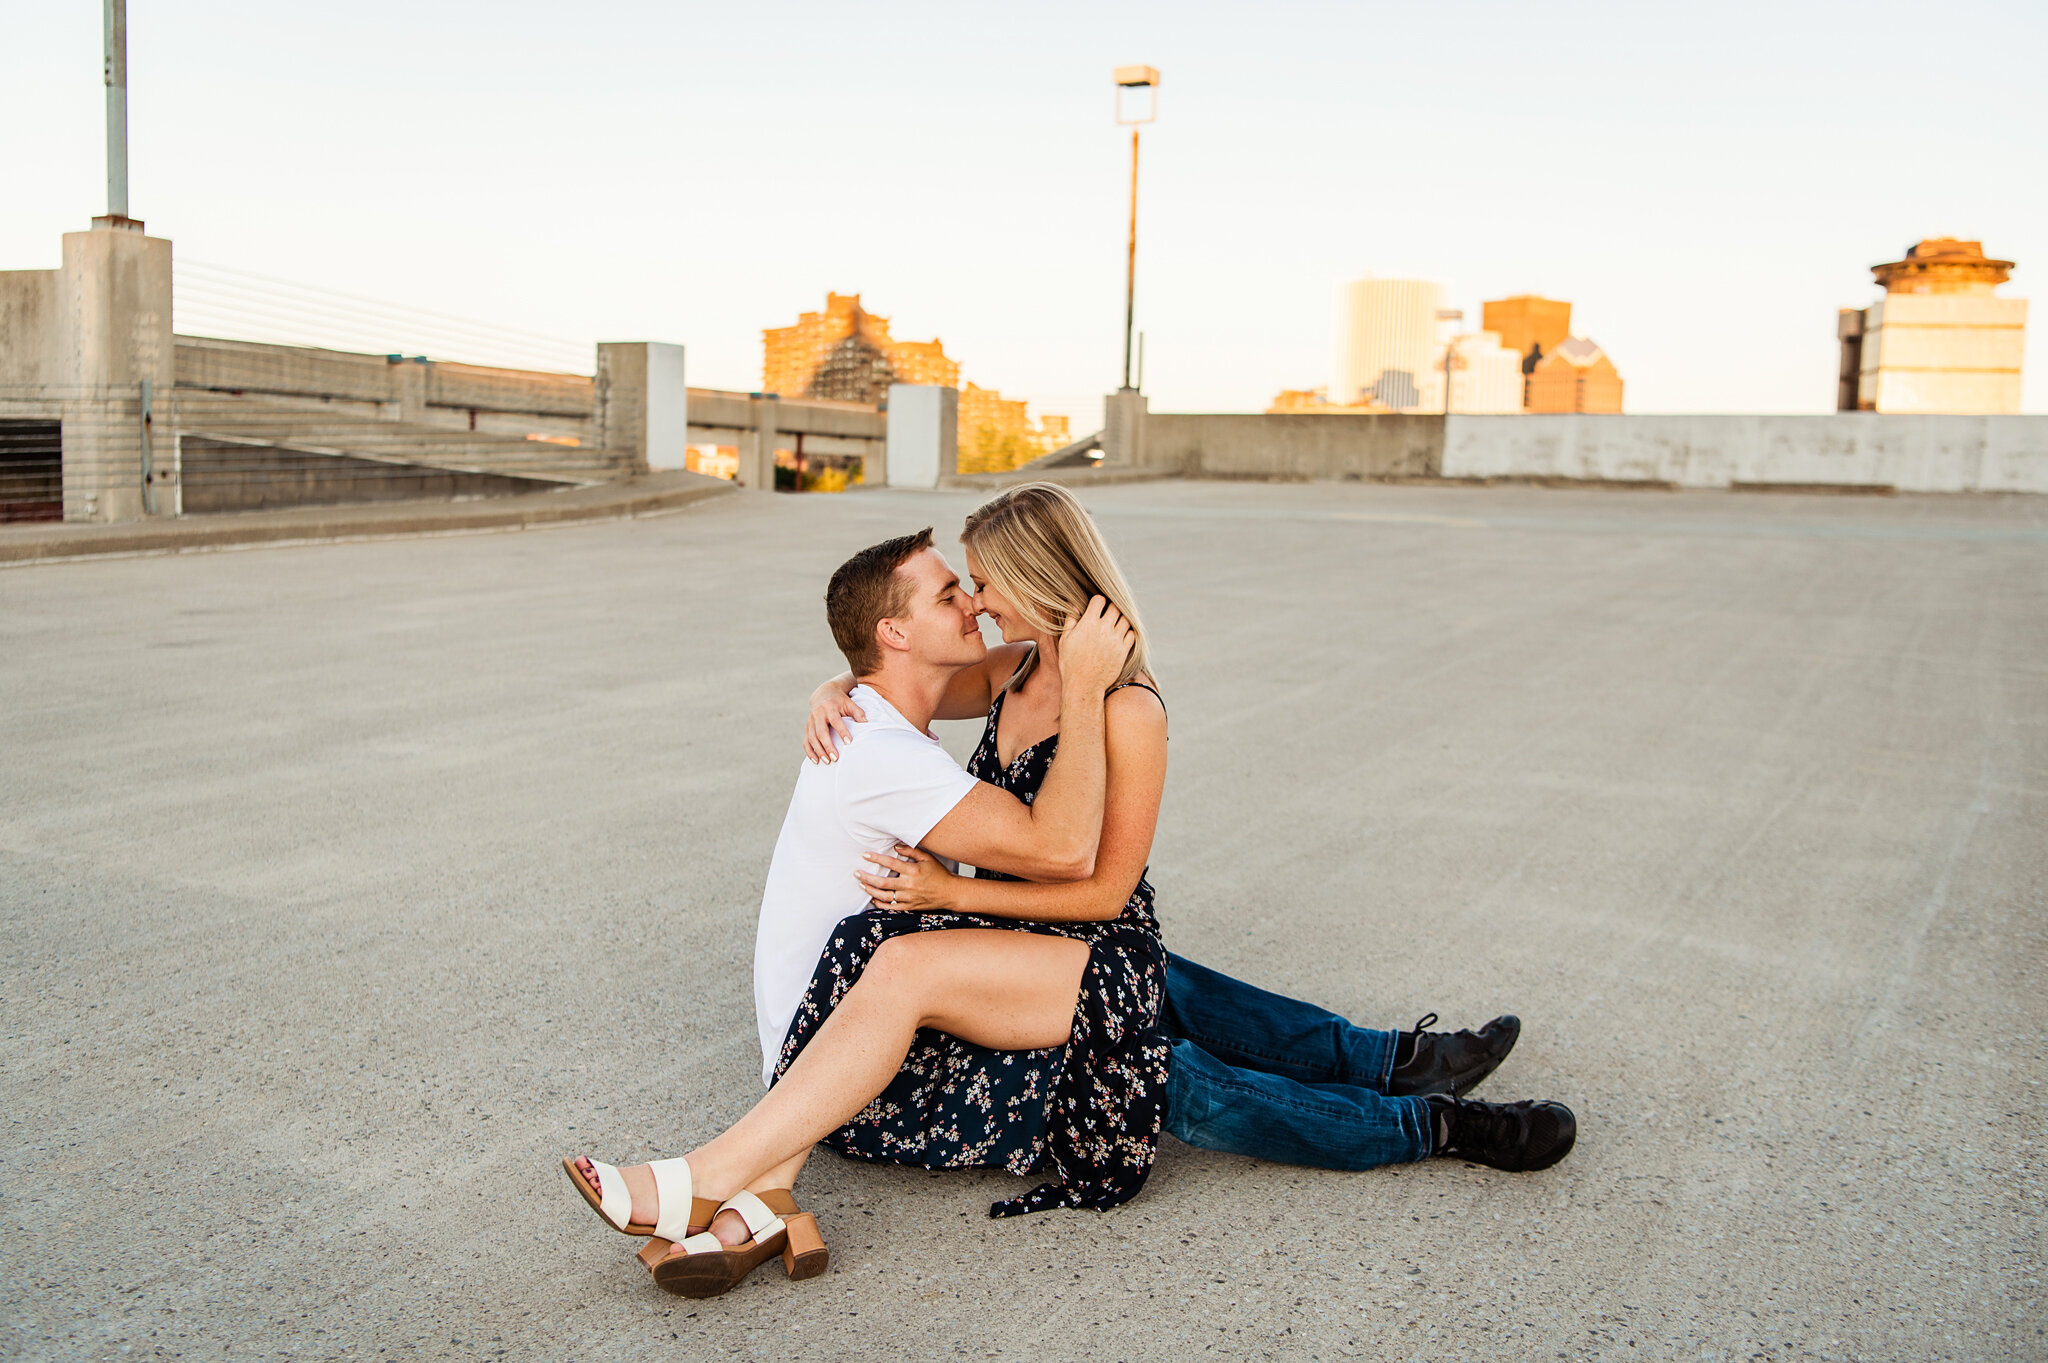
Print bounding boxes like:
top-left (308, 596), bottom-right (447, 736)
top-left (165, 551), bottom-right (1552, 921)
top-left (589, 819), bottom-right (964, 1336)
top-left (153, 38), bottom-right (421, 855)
top-left (1437, 307), bottom-right (1464, 416)
top-left (1114, 66), bottom-right (1158, 392)
top-left (104, 0), bottom-right (128, 220)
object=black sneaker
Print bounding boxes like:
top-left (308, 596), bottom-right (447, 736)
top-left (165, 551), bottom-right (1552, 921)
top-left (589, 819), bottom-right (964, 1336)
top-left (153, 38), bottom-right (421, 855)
top-left (1423, 1092), bottom-right (1577, 1171)
top-left (1386, 1013), bottom-right (1521, 1098)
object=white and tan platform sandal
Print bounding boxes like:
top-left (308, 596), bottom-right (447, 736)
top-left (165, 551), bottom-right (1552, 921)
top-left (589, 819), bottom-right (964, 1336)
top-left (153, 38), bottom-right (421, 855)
top-left (639, 1188), bottom-right (829, 1299)
top-left (562, 1155), bottom-right (720, 1244)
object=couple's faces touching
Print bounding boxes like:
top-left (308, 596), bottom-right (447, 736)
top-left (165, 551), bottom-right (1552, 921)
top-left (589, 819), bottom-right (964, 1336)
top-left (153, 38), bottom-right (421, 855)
top-left (882, 546), bottom-right (989, 669)
top-left (962, 545), bottom-right (1028, 644)
top-left (881, 545), bottom-right (1031, 669)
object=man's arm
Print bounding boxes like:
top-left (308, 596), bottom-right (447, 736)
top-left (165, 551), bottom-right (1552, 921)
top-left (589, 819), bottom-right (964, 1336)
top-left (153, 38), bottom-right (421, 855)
top-left (919, 600), bottom-right (1130, 882)
top-left (933, 641), bottom-right (1032, 722)
top-left (859, 684), bottom-right (1168, 917)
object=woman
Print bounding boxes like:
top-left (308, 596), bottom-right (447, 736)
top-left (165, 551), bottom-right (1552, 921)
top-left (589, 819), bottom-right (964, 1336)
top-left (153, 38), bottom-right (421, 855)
top-left (567, 484), bottom-right (1565, 1298)
top-left (785, 483), bottom-right (1178, 1213)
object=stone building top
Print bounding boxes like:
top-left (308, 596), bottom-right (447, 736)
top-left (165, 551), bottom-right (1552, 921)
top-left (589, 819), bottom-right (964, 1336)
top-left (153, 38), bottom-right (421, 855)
top-left (1548, 336), bottom-right (1609, 367)
top-left (1872, 239), bottom-right (2015, 295)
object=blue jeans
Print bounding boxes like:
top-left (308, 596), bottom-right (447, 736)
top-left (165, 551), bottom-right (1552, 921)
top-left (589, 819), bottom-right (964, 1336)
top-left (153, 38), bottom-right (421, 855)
top-left (1159, 952), bottom-right (1434, 1170)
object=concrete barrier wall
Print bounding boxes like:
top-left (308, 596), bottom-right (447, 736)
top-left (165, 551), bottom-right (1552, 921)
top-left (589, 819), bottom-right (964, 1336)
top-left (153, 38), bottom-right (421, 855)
top-left (0, 271), bottom-right (62, 385)
top-left (429, 362), bottom-right (593, 417)
top-left (685, 389), bottom-right (889, 441)
top-left (1143, 413), bottom-right (1444, 479)
top-left (176, 336), bottom-right (595, 440)
top-left (1127, 409), bottom-right (2048, 494)
top-left (1440, 414), bottom-right (2048, 493)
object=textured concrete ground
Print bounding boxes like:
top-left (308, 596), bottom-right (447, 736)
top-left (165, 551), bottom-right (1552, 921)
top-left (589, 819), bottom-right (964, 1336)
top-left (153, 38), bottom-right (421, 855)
top-left (3, 481), bottom-right (2044, 1362)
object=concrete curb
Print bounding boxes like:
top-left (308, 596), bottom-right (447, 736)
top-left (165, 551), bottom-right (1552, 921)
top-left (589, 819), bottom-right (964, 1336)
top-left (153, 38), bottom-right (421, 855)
top-left (938, 465), bottom-right (1177, 492)
top-left (0, 471), bottom-right (739, 565)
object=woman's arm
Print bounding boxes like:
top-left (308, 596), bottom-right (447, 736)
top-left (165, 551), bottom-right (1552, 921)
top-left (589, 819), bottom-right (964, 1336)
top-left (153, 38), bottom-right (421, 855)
top-left (804, 643), bottom-right (1034, 762)
top-left (856, 684), bottom-right (1168, 922)
top-left (803, 672), bottom-right (863, 763)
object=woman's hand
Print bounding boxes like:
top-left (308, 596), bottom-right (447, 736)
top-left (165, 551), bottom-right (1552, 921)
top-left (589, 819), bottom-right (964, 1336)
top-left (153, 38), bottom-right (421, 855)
top-left (804, 674), bottom-right (865, 763)
top-left (1055, 596), bottom-right (1134, 696)
top-left (856, 844), bottom-right (959, 912)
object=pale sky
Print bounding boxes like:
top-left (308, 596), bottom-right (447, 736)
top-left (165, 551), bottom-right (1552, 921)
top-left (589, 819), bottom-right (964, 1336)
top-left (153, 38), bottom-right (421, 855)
top-left (6, 0), bottom-right (2045, 422)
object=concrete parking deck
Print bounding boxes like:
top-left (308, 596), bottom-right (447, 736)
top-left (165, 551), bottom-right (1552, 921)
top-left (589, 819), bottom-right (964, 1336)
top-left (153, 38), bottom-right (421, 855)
top-left (3, 482), bottom-right (2043, 1361)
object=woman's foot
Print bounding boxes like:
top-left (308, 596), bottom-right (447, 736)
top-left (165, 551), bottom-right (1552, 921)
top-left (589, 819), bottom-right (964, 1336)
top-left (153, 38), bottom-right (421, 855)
top-left (569, 1156), bottom-right (755, 1246)
top-left (640, 1189), bottom-right (830, 1297)
top-left (571, 1157), bottom-right (662, 1232)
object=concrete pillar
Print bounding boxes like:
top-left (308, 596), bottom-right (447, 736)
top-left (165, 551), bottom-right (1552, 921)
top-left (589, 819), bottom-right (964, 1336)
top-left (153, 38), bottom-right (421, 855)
top-left (387, 354), bottom-right (429, 423)
top-left (738, 395), bottom-right (780, 491)
top-left (58, 218), bottom-right (173, 522)
top-left (1101, 388), bottom-right (1148, 467)
top-left (595, 341), bottom-right (688, 475)
top-left (643, 344), bottom-right (688, 470)
top-left (885, 385), bottom-right (958, 488)
top-left (857, 433), bottom-right (886, 488)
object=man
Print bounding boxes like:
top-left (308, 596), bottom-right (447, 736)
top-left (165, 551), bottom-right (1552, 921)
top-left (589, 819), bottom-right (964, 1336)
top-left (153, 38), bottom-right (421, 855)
top-left (757, 528), bottom-right (1576, 1190)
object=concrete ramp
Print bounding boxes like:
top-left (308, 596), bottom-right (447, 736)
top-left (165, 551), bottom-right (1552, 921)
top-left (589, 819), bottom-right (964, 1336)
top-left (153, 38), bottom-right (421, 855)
top-left (172, 390), bottom-right (632, 487)
top-left (177, 435), bottom-right (565, 513)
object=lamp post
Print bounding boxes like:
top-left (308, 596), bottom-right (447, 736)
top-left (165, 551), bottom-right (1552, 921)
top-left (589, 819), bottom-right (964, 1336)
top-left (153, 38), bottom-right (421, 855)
top-left (1436, 308), bottom-right (1464, 415)
top-left (104, 0), bottom-right (129, 221)
top-left (1114, 66), bottom-right (1158, 393)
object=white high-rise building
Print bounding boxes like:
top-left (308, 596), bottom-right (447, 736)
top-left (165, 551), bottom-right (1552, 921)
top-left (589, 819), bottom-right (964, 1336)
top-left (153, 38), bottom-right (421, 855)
top-left (1333, 276), bottom-right (1447, 412)
top-left (1446, 331), bottom-right (1525, 413)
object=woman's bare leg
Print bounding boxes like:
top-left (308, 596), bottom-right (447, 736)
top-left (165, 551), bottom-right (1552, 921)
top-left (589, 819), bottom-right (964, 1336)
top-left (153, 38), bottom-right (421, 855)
top-left (748, 1150), bottom-right (808, 1195)
top-left (692, 929), bottom-right (1087, 1196)
top-left (582, 929), bottom-right (1087, 1243)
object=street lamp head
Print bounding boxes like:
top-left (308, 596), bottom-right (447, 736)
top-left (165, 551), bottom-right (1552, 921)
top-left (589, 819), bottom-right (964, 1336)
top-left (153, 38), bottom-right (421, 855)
top-left (1115, 65), bottom-right (1159, 125)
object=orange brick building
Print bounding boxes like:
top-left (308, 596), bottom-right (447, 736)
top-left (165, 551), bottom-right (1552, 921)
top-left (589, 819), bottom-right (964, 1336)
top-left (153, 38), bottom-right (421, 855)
top-left (956, 384), bottom-right (1071, 475)
top-left (1525, 337), bottom-right (1624, 413)
top-left (1482, 296), bottom-right (1572, 367)
top-left (763, 294), bottom-right (1066, 474)
top-left (762, 293), bottom-right (959, 404)
top-left (1482, 296), bottom-right (1574, 407)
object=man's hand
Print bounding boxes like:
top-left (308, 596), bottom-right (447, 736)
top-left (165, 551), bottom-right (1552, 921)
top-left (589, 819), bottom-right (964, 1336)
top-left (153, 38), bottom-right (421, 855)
top-left (1057, 596), bottom-right (1135, 696)
top-left (804, 674), bottom-right (865, 763)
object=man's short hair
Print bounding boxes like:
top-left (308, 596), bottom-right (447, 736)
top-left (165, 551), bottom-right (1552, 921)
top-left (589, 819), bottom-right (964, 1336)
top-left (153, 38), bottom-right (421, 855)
top-left (826, 528), bottom-right (935, 675)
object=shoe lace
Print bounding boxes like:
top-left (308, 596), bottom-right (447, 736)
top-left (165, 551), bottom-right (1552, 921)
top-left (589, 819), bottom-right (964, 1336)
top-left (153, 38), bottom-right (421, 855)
top-left (1409, 1012), bottom-right (1439, 1038)
top-left (1466, 1097), bottom-right (1535, 1155)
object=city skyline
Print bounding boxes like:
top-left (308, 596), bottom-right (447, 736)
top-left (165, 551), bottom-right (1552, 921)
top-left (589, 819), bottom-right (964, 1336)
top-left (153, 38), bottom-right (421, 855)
top-left (6, 0), bottom-right (2042, 421)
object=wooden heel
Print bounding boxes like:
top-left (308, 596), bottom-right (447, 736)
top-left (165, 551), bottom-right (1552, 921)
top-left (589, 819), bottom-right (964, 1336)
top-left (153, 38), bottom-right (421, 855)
top-left (781, 1211), bottom-right (828, 1279)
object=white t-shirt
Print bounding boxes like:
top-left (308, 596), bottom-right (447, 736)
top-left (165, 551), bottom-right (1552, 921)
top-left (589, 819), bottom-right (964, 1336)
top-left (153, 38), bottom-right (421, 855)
top-left (752, 684), bottom-right (980, 1085)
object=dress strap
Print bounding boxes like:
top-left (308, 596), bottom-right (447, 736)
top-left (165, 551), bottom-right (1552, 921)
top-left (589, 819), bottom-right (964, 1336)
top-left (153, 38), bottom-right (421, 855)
top-left (1106, 678), bottom-right (1166, 717)
top-left (996, 640), bottom-right (1039, 696)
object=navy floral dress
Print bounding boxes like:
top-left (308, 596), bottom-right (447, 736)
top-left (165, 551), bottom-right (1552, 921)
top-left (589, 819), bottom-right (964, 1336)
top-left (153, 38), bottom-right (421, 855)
top-left (772, 683), bottom-right (1171, 1216)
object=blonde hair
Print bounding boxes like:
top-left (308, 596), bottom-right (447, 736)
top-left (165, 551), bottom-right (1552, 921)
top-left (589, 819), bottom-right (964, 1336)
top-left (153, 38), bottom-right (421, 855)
top-left (960, 482), bottom-right (1153, 693)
